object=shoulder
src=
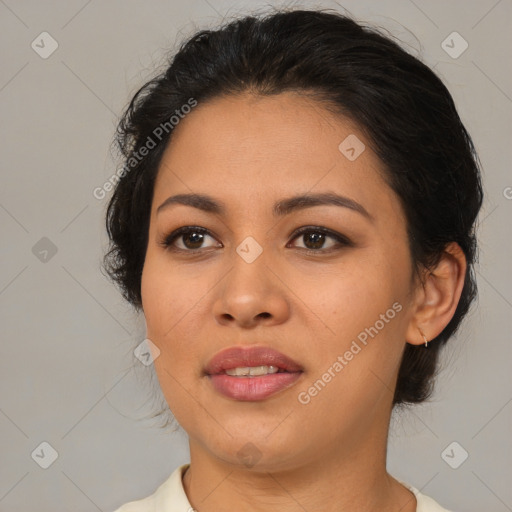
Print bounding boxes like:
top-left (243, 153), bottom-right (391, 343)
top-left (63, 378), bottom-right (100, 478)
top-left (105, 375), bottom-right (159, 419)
top-left (397, 478), bottom-right (454, 512)
top-left (416, 492), bottom-right (454, 512)
top-left (111, 464), bottom-right (192, 512)
top-left (111, 492), bottom-right (156, 512)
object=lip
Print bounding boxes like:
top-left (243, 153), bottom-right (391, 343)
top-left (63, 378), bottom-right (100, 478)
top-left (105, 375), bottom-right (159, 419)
top-left (204, 346), bottom-right (304, 401)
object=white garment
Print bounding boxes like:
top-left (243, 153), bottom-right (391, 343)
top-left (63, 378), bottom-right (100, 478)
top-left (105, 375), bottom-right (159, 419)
top-left (112, 464), bottom-right (452, 512)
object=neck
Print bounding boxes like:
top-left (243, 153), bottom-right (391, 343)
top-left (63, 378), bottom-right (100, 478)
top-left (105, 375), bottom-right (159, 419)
top-left (182, 413), bottom-right (417, 512)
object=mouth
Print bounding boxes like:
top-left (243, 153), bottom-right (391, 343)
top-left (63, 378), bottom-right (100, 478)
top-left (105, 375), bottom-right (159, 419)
top-left (204, 346), bottom-right (304, 401)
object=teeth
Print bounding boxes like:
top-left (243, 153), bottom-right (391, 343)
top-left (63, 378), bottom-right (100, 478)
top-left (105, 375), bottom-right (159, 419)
top-left (225, 365), bottom-right (280, 377)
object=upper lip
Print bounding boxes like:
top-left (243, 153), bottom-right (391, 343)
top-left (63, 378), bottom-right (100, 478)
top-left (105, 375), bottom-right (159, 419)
top-left (204, 346), bottom-right (303, 375)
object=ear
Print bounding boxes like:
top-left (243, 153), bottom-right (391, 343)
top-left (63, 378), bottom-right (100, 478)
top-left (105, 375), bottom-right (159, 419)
top-left (405, 242), bottom-right (467, 346)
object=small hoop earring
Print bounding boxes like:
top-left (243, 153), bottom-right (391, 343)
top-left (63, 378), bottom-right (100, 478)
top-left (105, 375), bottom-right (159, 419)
top-left (420, 330), bottom-right (429, 348)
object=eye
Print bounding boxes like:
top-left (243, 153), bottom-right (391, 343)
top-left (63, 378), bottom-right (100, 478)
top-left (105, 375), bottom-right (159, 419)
top-left (159, 225), bottom-right (352, 254)
top-left (159, 226), bottom-right (221, 252)
top-left (288, 226), bottom-right (352, 253)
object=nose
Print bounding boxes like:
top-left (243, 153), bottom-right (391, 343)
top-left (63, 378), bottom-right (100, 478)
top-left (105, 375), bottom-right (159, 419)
top-left (212, 246), bottom-right (290, 329)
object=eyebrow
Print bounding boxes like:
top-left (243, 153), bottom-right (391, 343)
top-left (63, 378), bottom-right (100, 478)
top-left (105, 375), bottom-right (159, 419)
top-left (156, 192), bottom-right (373, 221)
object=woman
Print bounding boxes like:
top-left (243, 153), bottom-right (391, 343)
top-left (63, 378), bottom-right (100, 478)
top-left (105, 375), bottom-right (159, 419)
top-left (106, 8), bottom-right (483, 511)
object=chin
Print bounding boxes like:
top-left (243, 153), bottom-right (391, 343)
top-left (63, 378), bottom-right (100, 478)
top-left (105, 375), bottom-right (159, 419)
top-left (203, 425), bottom-right (304, 472)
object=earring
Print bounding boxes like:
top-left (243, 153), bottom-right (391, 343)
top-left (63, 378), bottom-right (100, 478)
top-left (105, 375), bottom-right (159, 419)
top-left (419, 329), bottom-right (429, 348)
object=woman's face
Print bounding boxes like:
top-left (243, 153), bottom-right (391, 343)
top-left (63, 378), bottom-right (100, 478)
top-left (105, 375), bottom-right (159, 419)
top-left (141, 92), bottom-right (419, 470)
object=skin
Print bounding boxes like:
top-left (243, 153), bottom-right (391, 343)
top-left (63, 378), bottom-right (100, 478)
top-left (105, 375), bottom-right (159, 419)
top-left (140, 91), bottom-right (467, 511)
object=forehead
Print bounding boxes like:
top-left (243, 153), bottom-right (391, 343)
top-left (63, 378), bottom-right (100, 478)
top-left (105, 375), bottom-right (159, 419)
top-left (152, 92), bottom-right (399, 222)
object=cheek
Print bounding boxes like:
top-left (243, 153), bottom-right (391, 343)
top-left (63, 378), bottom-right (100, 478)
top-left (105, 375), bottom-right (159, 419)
top-left (140, 259), bottom-right (166, 336)
top-left (294, 271), bottom-right (408, 428)
top-left (140, 254), bottom-right (210, 372)
top-left (308, 259), bottom-right (399, 327)
top-left (140, 254), bottom-right (185, 346)
top-left (141, 252), bottom-right (199, 336)
top-left (306, 251), bottom-right (411, 381)
top-left (141, 258), bottom-right (204, 411)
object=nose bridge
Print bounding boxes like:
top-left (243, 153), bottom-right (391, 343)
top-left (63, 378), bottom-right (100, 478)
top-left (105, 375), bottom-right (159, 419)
top-left (228, 233), bottom-right (270, 301)
top-left (212, 230), bottom-right (287, 326)
top-left (226, 199), bottom-right (272, 272)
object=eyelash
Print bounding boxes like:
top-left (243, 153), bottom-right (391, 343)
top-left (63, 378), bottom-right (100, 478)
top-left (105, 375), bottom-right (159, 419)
top-left (158, 225), bottom-right (353, 255)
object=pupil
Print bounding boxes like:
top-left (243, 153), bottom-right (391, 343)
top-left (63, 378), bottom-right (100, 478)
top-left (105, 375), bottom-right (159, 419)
top-left (305, 233), bottom-right (324, 249)
top-left (184, 232), bottom-right (203, 249)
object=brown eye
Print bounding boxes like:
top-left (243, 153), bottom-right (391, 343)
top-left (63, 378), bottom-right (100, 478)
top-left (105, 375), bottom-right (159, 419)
top-left (159, 225), bottom-right (351, 254)
top-left (288, 226), bottom-right (352, 253)
top-left (299, 232), bottom-right (328, 250)
top-left (160, 227), bottom-right (221, 252)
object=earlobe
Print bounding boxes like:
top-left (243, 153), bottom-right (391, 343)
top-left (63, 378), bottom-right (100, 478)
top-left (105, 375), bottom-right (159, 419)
top-left (405, 242), bottom-right (467, 346)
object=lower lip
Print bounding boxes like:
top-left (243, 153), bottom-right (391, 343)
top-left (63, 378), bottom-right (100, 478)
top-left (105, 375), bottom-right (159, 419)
top-left (208, 372), bottom-right (303, 401)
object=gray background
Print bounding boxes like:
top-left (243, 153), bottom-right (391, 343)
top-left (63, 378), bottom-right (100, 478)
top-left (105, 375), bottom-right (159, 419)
top-left (0, 0), bottom-right (511, 510)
